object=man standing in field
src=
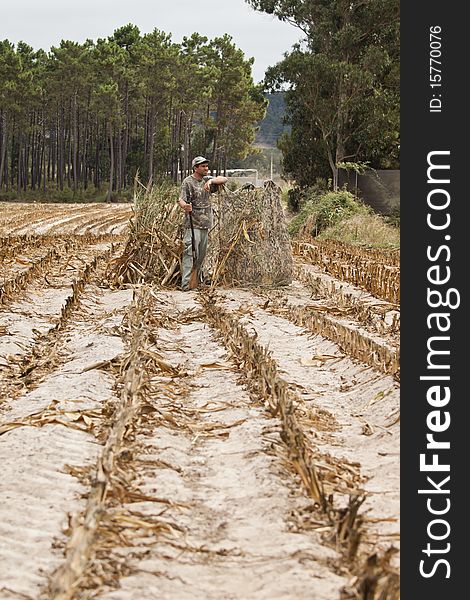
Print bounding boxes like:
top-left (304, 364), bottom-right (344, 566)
top-left (177, 156), bottom-right (227, 291)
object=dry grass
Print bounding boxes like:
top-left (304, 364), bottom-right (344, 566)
top-left (318, 213), bottom-right (400, 249)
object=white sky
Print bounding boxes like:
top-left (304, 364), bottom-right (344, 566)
top-left (1, 0), bottom-right (302, 83)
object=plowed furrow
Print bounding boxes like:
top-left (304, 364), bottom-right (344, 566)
top-left (0, 238), bottom-right (121, 305)
top-left (0, 234), bottom-right (121, 281)
top-left (38, 288), bottom-right (350, 600)
top-left (0, 203), bottom-right (132, 237)
top-left (293, 261), bottom-right (400, 336)
top-left (208, 289), bottom-right (400, 559)
top-left (292, 240), bottom-right (400, 304)
top-left (78, 213), bottom-right (131, 236)
top-left (0, 283), bottom-right (133, 598)
top-left (44, 208), bottom-right (130, 237)
top-left (259, 293), bottom-right (399, 378)
top-left (0, 246), bottom-right (121, 405)
top-left (5, 210), bottom-right (93, 236)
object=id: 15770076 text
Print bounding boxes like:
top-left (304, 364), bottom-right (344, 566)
top-left (429, 25), bottom-right (442, 113)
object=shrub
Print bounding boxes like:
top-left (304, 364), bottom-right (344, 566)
top-left (384, 205), bottom-right (400, 228)
top-left (288, 189), bottom-right (369, 237)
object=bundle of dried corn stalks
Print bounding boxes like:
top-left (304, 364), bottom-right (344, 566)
top-left (208, 182), bottom-right (293, 287)
top-left (107, 179), bottom-right (183, 286)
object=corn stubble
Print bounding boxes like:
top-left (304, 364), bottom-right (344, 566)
top-left (0, 197), bottom-right (400, 599)
top-left (199, 290), bottom-right (399, 596)
top-left (293, 240), bottom-right (400, 305)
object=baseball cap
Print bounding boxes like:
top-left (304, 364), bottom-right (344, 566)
top-left (192, 156), bottom-right (209, 168)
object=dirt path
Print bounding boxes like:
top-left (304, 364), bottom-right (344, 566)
top-left (0, 204), bottom-right (400, 599)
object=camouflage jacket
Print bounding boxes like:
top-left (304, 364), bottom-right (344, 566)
top-left (180, 175), bottom-right (214, 229)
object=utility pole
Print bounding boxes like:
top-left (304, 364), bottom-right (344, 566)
top-left (270, 151), bottom-right (273, 180)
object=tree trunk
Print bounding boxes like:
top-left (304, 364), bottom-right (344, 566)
top-left (122, 86), bottom-right (130, 188)
top-left (106, 124), bottom-right (114, 202)
top-left (324, 133), bottom-right (338, 191)
top-left (17, 138), bottom-right (22, 194)
top-left (58, 107), bottom-right (64, 191)
top-left (0, 113), bottom-right (7, 189)
top-left (72, 91), bottom-right (78, 193)
top-left (147, 104), bottom-right (155, 189)
top-left (94, 121), bottom-right (101, 190)
top-left (117, 129), bottom-right (122, 192)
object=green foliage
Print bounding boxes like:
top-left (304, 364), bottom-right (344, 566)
top-left (337, 161), bottom-right (371, 175)
top-left (384, 205), bottom-right (400, 228)
top-left (288, 189), bottom-right (369, 237)
top-left (286, 179), bottom-right (328, 212)
top-left (249, 0), bottom-right (400, 188)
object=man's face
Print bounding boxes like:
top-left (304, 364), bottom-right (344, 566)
top-left (194, 162), bottom-right (209, 176)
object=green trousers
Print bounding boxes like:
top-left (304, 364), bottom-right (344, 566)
top-left (181, 227), bottom-right (208, 289)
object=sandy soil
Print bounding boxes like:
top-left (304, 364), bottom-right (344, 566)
top-left (0, 203), bottom-right (399, 599)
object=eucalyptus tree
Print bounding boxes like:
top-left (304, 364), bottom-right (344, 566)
top-left (248, 0), bottom-right (400, 189)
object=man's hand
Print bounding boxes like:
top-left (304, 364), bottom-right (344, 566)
top-left (205, 176), bottom-right (228, 191)
top-left (178, 198), bottom-right (192, 213)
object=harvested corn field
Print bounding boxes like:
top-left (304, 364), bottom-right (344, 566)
top-left (0, 199), bottom-right (400, 600)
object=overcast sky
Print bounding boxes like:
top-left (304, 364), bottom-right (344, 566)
top-left (1, 0), bottom-right (302, 83)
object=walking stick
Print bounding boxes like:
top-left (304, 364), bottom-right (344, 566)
top-left (188, 208), bottom-right (198, 289)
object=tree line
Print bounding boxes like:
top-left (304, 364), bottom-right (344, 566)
top-left (0, 25), bottom-right (266, 199)
top-left (248, 0), bottom-right (400, 190)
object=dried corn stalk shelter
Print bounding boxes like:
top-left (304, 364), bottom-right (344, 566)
top-left (208, 181), bottom-right (293, 287)
top-left (108, 178), bottom-right (293, 289)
